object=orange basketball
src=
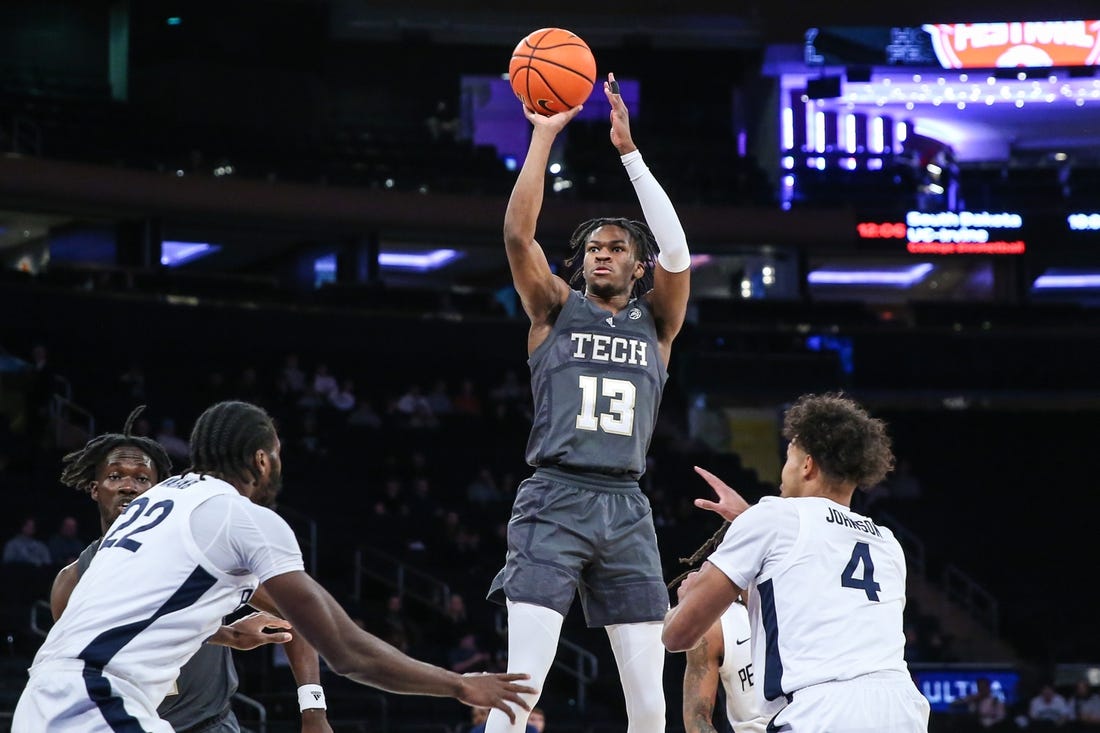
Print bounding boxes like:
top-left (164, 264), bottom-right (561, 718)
top-left (509, 28), bottom-right (596, 116)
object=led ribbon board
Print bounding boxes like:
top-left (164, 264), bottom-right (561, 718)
top-left (923, 21), bottom-right (1100, 69)
top-left (857, 211), bottom-right (1025, 254)
top-left (804, 21), bottom-right (1100, 69)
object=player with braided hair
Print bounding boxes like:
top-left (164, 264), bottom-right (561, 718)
top-left (57, 405), bottom-right (171, 502)
top-left (48, 405), bottom-right (333, 733)
top-left (669, 483), bottom-right (765, 733)
top-left (486, 71), bottom-right (691, 733)
top-left (18, 400), bottom-right (533, 732)
top-left (664, 394), bottom-right (930, 733)
top-left (564, 216), bottom-right (660, 301)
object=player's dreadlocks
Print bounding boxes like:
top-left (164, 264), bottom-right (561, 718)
top-left (59, 405), bottom-right (173, 493)
top-left (667, 519), bottom-right (731, 591)
top-left (565, 217), bottom-right (659, 300)
top-left (188, 400), bottom-right (277, 485)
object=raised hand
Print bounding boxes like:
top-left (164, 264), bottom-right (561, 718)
top-left (603, 72), bottom-right (637, 155)
top-left (458, 672), bottom-right (537, 723)
top-left (522, 102), bottom-right (583, 136)
top-left (692, 466), bottom-right (751, 521)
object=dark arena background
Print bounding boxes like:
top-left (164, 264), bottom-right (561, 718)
top-left (3, 0), bottom-right (1100, 731)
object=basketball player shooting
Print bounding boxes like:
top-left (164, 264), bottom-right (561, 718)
top-left (485, 72), bottom-right (692, 733)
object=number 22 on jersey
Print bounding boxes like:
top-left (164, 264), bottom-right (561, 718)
top-left (575, 375), bottom-right (636, 436)
top-left (101, 497), bottom-right (175, 553)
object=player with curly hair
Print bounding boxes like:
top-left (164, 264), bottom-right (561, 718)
top-left (664, 393), bottom-right (929, 733)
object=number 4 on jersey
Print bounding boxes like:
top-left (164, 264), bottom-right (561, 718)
top-left (840, 541), bottom-right (881, 601)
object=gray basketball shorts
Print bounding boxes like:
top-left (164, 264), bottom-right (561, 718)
top-left (487, 467), bottom-right (670, 627)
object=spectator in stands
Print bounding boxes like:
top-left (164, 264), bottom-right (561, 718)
top-left (953, 677), bottom-right (1008, 730)
top-left (442, 592), bottom-right (471, 640)
top-left (281, 353), bottom-right (307, 394)
top-left (298, 412), bottom-right (329, 458)
top-left (154, 417), bottom-right (191, 463)
top-left (330, 378), bottom-right (357, 412)
top-left (27, 343), bottom-right (56, 450)
top-left (467, 706), bottom-right (491, 733)
top-left (393, 385), bottom-right (438, 429)
top-left (377, 593), bottom-right (420, 655)
top-left (1068, 680), bottom-right (1100, 728)
top-left (409, 477), bottom-right (442, 523)
top-left (312, 363), bottom-right (338, 400)
top-left (468, 706), bottom-right (541, 733)
top-left (296, 386), bottom-right (325, 410)
top-left (3, 516), bottom-right (52, 566)
top-left (467, 467), bottom-right (502, 505)
top-left (426, 100), bottom-right (460, 143)
top-left (1029, 682), bottom-right (1071, 728)
top-left (235, 366), bottom-right (265, 405)
top-left (347, 398), bottom-right (383, 429)
top-left (448, 632), bottom-right (493, 674)
top-left (452, 378), bottom-right (483, 418)
top-left (47, 516), bottom-right (84, 566)
top-left (426, 378), bottom-right (454, 417)
top-left (527, 708), bottom-right (546, 733)
top-left (488, 370), bottom-right (525, 413)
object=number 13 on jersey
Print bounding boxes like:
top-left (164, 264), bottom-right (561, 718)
top-left (576, 375), bottom-right (636, 436)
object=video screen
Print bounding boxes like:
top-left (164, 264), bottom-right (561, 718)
top-left (911, 667), bottom-right (1020, 713)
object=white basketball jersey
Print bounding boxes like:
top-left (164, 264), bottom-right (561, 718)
top-left (31, 474), bottom-right (301, 709)
top-left (709, 496), bottom-right (909, 703)
top-left (718, 603), bottom-right (768, 733)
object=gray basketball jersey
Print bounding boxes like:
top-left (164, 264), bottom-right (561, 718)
top-left (76, 538), bottom-right (239, 730)
top-left (525, 290), bottom-right (667, 479)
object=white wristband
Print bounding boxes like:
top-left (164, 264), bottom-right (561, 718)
top-left (298, 684), bottom-right (327, 712)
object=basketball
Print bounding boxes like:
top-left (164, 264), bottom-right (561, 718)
top-left (509, 28), bottom-right (597, 116)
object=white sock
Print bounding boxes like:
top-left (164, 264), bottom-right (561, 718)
top-left (485, 601), bottom-right (564, 733)
top-left (607, 621), bottom-right (667, 733)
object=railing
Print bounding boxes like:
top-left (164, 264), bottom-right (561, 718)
top-left (351, 547), bottom-right (451, 614)
top-left (278, 505), bottom-right (318, 576)
top-left (233, 692), bottom-right (268, 733)
top-left (552, 637), bottom-right (599, 713)
top-left (351, 546), bottom-right (599, 712)
top-left (943, 563), bottom-right (1000, 637)
top-left (30, 599), bottom-right (52, 638)
top-left (880, 512), bottom-right (999, 637)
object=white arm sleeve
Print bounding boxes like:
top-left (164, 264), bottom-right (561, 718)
top-left (621, 149), bottom-right (690, 273)
top-left (190, 495), bottom-right (305, 582)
